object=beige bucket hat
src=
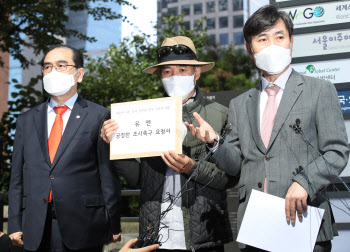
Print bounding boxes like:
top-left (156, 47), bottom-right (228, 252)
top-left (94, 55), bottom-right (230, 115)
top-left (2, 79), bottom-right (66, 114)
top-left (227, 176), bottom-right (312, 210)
top-left (143, 36), bottom-right (215, 74)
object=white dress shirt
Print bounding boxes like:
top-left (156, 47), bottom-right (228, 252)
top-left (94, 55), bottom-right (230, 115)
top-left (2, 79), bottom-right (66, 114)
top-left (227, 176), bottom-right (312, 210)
top-left (259, 67), bottom-right (292, 132)
top-left (47, 93), bottom-right (78, 138)
top-left (158, 91), bottom-right (196, 249)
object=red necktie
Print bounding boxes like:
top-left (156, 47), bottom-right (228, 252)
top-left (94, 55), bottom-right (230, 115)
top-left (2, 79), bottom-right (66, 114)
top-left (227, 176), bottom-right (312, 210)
top-left (48, 106), bottom-right (69, 201)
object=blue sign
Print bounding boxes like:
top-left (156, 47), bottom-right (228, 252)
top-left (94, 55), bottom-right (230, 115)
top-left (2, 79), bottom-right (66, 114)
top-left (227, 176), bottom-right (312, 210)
top-left (338, 90), bottom-right (350, 114)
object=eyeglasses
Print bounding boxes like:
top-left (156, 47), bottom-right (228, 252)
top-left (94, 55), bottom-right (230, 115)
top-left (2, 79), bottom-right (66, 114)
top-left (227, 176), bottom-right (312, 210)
top-left (157, 45), bottom-right (198, 62)
top-left (42, 63), bottom-right (76, 74)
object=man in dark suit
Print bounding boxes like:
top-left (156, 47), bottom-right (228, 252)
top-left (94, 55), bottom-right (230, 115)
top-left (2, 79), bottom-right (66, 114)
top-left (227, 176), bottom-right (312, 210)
top-left (186, 5), bottom-right (349, 252)
top-left (8, 45), bottom-right (122, 251)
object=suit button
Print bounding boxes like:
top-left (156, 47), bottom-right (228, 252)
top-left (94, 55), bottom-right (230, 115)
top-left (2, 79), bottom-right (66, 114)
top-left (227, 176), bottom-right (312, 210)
top-left (258, 182), bottom-right (262, 188)
top-left (50, 175), bottom-right (54, 180)
top-left (43, 198), bottom-right (47, 203)
top-left (265, 155), bottom-right (271, 161)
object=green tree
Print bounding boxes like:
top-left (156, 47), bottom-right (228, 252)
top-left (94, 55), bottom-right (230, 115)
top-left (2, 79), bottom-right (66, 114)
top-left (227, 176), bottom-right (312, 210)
top-left (79, 36), bottom-right (161, 108)
top-left (198, 46), bottom-right (259, 92)
top-left (79, 14), bottom-right (209, 107)
top-left (0, 0), bottom-right (133, 68)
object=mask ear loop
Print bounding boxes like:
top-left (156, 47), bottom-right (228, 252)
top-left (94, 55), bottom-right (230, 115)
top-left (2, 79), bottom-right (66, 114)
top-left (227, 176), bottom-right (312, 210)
top-left (72, 69), bottom-right (79, 84)
top-left (193, 66), bottom-right (197, 85)
top-left (250, 45), bottom-right (255, 55)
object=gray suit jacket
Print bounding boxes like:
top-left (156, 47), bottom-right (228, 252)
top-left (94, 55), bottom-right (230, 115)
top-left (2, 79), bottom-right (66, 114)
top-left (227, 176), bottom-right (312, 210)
top-left (212, 70), bottom-right (349, 246)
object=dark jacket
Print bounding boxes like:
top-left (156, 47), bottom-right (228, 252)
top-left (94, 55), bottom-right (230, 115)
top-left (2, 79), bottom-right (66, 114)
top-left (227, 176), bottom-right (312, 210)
top-left (0, 233), bottom-right (12, 252)
top-left (8, 96), bottom-right (121, 251)
top-left (114, 86), bottom-right (234, 250)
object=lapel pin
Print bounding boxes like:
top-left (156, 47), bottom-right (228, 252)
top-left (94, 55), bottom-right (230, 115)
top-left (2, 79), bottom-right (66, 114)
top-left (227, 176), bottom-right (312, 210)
top-left (76, 115), bottom-right (80, 119)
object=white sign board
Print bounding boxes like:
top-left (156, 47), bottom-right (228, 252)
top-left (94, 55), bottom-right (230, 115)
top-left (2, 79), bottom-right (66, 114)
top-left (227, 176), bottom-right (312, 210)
top-left (110, 97), bottom-right (182, 160)
top-left (293, 29), bottom-right (350, 58)
top-left (282, 2), bottom-right (350, 29)
top-left (291, 59), bottom-right (350, 84)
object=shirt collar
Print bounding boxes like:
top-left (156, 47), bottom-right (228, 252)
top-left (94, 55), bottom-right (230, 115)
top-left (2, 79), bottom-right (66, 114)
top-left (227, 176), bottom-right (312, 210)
top-left (261, 66), bottom-right (292, 91)
top-left (183, 90), bottom-right (196, 106)
top-left (48, 93), bottom-right (78, 112)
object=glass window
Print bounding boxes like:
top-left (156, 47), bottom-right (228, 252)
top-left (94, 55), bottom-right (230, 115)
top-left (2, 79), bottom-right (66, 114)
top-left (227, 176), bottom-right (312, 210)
top-left (233, 15), bottom-right (244, 28)
top-left (168, 0), bottom-right (178, 3)
top-left (194, 3), bottom-right (203, 15)
top-left (233, 0), bottom-right (244, 11)
top-left (168, 7), bottom-right (178, 16)
top-left (207, 1), bottom-right (215, 13)
top-left (162, 0), bottom-right (167, 9)
top-left (220, 33), bottom-right (229, 45)
top-left (219, 0), bottom-right (228, 11)
top-left (234, 32), bottom-right (244, 45)
top-left (207, 18), bottom-right (215, 30)
top-left (194, 19), bottom-right (203, 29)
top-left (184, 21), bottom-right (190, 30)
top-left (182, 5), bottom-right (190, 15)
top-left (207, 34), bottom-right (216, 44)
top-left (219, 16), bottom-right (228, 28)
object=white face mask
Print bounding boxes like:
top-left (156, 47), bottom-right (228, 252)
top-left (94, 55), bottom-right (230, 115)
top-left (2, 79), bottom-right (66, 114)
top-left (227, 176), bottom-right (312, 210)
top-left (43, 69), bottom-right (78, 96)
top-left (161, 74), bottom-right (195, 101)
top-left (253, 44), bottom-right (292, 75)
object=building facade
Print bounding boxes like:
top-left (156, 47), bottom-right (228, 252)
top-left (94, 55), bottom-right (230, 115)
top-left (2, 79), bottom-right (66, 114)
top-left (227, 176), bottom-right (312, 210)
top-left (157, 0), bottom-right (269, 48)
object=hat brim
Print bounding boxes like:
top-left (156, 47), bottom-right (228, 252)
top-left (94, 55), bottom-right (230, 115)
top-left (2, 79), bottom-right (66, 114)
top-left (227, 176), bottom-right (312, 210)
top-left (143, 60), bottom-right (215, 74)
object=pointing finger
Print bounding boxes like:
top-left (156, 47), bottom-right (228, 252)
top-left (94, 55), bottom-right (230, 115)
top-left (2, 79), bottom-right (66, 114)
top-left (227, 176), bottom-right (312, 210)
top-left (193, 112), bottom-right (206, 126)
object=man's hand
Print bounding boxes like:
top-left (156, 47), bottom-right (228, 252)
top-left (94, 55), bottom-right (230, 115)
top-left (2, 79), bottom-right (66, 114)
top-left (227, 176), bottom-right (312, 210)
top-left (100, 119), bottom-right (119, 144)
top-left (105, 233), bottom-right (122, 245)
top-left (120, 238), bottom-right (159, 252)
top-left (161, 151), bottom-right (193, 173)
top-left (112, 233), bottom-right (121, 242)
top-left (185, 112), bottom-right (217, 144)
top-left (285, 182), bottom-right (308, 224)
top-left (9, 231), bottom-right (23, 246)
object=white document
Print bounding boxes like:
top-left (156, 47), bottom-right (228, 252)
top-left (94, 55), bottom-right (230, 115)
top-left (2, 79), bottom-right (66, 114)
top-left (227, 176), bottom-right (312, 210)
top-left (110, 97), bottom-right (182, 160)
top-left (237, 189), bottom-right (324, 252)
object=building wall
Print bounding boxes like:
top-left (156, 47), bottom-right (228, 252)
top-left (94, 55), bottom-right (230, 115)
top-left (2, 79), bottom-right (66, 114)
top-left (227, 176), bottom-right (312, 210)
top-left (157, 0), bottom-right (268, 47)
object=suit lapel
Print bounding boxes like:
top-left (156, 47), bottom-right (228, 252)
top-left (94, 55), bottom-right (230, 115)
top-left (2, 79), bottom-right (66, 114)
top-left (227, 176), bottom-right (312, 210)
top-left (51, 96), bottom-right (88, 169)
top-left (247, 83), bottom-right (267, 153)
top-left (34, 101), bottom-right (51, 167)
top-left (267, 70), bottom-right (304, 150)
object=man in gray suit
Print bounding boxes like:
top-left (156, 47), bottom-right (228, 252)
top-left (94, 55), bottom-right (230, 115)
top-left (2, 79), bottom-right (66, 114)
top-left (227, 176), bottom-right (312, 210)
top-left (186, 5), bottom-right (349, 252)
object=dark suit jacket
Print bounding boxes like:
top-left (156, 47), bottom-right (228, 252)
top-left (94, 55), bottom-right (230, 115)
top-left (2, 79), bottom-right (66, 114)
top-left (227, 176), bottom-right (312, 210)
top-left (0, 233), bottom-right (12, 252)
top-left (212, 70), bottom-right (349, 248)
top-left (8, 96), bottom-right (121, 251)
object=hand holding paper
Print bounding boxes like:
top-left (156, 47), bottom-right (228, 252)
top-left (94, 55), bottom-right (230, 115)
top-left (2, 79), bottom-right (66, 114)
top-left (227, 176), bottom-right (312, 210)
top-left (101, 119), bottom-right (119, 144)
top-left (285, 181), bottom-right (308, 223)
top-left (161, 151), bottom-right (193, 173)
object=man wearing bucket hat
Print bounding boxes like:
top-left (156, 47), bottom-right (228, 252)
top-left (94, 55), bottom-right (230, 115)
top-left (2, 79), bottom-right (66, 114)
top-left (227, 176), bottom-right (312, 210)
top-left (101, 36), bottom-right (235, 251)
